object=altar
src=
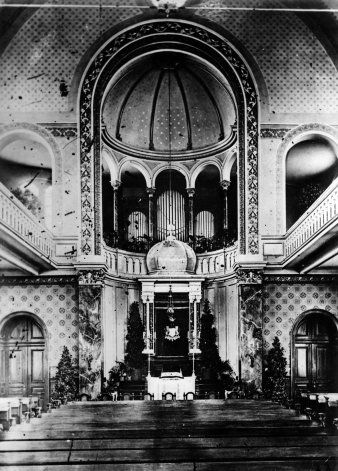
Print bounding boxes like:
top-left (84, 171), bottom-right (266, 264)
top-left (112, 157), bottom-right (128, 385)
top-left (147, 371), bottom-right (195, 400)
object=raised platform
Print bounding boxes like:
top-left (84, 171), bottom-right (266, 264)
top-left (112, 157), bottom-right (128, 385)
top-left (0, 399), bottom-right (336, 470)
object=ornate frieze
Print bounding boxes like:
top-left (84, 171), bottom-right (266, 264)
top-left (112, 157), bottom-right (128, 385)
top-left (260, 129), bottom-right (291, 139)
top-left (79, 19), bottom-right (259, 256)
top-left (45, 127), bottom-right (77, 138)
top-left (0, 276), bottom-right (78, 285)
top-left (263, 275), bottom-right (338, 284)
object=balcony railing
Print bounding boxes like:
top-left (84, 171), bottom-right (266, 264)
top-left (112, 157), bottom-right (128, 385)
top-left (285, 178), bottom-right (338, 258)
top-left (0, 182), bottom-right (55, 259)
top-left (103, 242), bottom-right (237, 278)
top-left (195, 244), bottom-right (237, 276)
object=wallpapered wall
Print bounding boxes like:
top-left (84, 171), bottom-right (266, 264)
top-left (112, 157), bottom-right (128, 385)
top-left (262, 282), bottom-right (338, 371)
top-left (1, 2), bottom-right (337, 114)
top-left (0, 283), bottom-right (79, 368)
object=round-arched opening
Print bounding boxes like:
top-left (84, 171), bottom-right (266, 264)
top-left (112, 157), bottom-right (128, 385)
top-left (0, 134), bottom-right (53, 231)
top-left (286, 137), bottom-right (338, 230)
top-left (292, 310), bottom-right (338, 393)
top-left (155, 169), bottom-right (187, 242)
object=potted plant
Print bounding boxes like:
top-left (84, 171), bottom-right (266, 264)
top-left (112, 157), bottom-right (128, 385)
top-left (199, 299), bottom-right (221, 380)
top-left (125, 302), bottom-right (145, 380)
top-left (262, 336), bottom-right (288, 402)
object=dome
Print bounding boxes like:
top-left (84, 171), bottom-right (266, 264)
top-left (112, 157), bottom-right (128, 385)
top-left (146, 236), bottom-right (196, 275)
top-left (102, 52), bottom-right (236, 160)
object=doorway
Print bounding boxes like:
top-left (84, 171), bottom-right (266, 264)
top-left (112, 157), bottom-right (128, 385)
top-left (292, 311), bottom-right (338, 393)
top-left (0, 314), bottom-right (47, 398)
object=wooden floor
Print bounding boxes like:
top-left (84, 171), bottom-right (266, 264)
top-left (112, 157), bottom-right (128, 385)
top-left (0, 399), bottom-right (337, 470)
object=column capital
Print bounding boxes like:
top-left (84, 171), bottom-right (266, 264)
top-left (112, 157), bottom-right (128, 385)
top-left (220, 179), bottom-right (231, 191)
top-left (186, 187), bottom-right (195, 197)
top-left (146, 187), bottom-right (156, 196)
top-left (111, 180), bottom-right (121, 191)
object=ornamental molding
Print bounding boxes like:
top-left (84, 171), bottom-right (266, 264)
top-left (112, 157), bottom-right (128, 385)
top-left (236, 269), bottom-right (263, 284)
top-left (79, 19), bottom-right (259, 257)
top-left (260, 129), bottom-right (291, 139)
top-left (78, 269), bottom-right (106, 285)
top-left (44, 126), bottom-right (78, 138)
top-left (0, 276), bottom-right (78, 286)
top-left (263, 275), bottom-right (338, 284)
top-left (276, 123), bottom-right (338, 233)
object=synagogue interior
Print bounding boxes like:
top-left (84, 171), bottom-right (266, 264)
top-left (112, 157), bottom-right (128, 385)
top-left (0, 0), bottom-right (338, 413)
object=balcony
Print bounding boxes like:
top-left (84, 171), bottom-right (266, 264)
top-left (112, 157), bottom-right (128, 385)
top-left (102, 242), bottom-right (237, 278)
top-left (264, 178), bottom-right (338, 273)
top-left (0, 182), bottom-right (56, 274)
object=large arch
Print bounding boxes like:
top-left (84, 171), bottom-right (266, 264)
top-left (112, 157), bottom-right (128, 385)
top-left (79, 18), bottom-right (259, 257)
top-left (276, 123), bottom-right (338, 234)
top-left (0, 122), bottom-right (64, 234)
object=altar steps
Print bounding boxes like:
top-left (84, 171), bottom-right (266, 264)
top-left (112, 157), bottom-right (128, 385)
top-left (0, 400), bottom-right (336, 470)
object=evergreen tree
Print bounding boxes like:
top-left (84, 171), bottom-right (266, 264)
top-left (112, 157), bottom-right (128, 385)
top-left (263, 336), bottom-right (288, 400)
top-left (199, 299), bottom-right (221, 373)
top-left (125, 302), bottom-right (144, 369)
top-left (52, 346), bottom-right (78, 401)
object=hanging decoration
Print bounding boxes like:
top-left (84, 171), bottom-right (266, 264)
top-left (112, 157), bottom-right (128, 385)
top-left (164, 286), bottom-right (180, 341)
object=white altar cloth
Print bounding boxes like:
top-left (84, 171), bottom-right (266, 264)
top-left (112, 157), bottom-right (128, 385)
top-left (147, 372), bottom-right (195, 400)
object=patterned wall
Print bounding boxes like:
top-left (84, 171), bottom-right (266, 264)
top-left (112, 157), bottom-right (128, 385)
top-left (0, 2), bottom-right (337, 114)
top-left (262, 282), bottom-right (338, 371)
top-left (0, 282), bottom-right (79, 367)
top-left (197, 0), bottom-right (338, 113)
top-left (0, 5), bottom-right (142, 112)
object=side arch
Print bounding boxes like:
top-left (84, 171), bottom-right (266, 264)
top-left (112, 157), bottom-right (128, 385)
top-left (276, 123), bottom-right (338, 234)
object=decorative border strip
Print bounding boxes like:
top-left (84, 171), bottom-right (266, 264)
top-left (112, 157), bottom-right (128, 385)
top-left (45, 127), bottom-right (77, 138)
top-left (260, 129), bottom-right (291, 139)
top-left (263, 275), bottom-right (338, 284)
top-left (0, 276), bottom-right (78, 286)
top-left (79, 19), bottom-right (259, 256)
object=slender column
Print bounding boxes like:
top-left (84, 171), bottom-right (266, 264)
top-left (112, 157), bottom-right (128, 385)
top-left (186, 188), bottom-right (195, 241)
top-left (220, 180), bottom-right (230, 232)
top-left (146, 187), bottom-right (156, 241)
top-left (111, 180), bottom-right (121, 234)
top-left (189, 282), bottom-right (201, 354)
top-left (141, 282), bottom-right (155, 355)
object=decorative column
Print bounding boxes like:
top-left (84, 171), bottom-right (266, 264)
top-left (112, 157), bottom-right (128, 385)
top-left (220, 180), bottom-right (230, 232)
top-left (146, 187), bottom-right (156, 241)
top-left (186, 188), bottom-right (195, 241)
top-left (111, 180), bottom-right (121, 234)
top-left (237, 269), bottom-right (263, 389)
top-left (78, 269), bottom-right (106, 398)
top-left (188, 282), bottom-right (202, 354)
top-left (141, 282), bottom-right (155, 355)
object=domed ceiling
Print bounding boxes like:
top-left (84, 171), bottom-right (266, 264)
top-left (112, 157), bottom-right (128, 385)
top-left (102, 53), bottom-right (236, 159)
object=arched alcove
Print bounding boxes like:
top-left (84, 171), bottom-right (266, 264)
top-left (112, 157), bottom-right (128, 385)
top-left (155, 169), bottom-right (187, 242)
top-left (286, 138), bottom-right (338, 229)
top-left (79, 19), bottom-right (259, 256)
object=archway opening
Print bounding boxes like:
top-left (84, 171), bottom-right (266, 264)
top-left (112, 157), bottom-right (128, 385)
top-left (286, 138), bottom-right (338, 230)
top-left (0, 135), bottom-right (53, 231)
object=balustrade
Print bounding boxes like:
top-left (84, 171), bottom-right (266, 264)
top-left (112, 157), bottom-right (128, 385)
top-left (103, 243), bottom-right (237, 277)
top-left (285, 179), bottom-right (338, 257)
top-left (0, 182), bottom-right (55, 259)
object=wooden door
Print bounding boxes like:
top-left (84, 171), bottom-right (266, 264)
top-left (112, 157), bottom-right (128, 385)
top-left (293, 313), bottom-right (337, 393)
top-left (0, 316), bottom-right (46, 397)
